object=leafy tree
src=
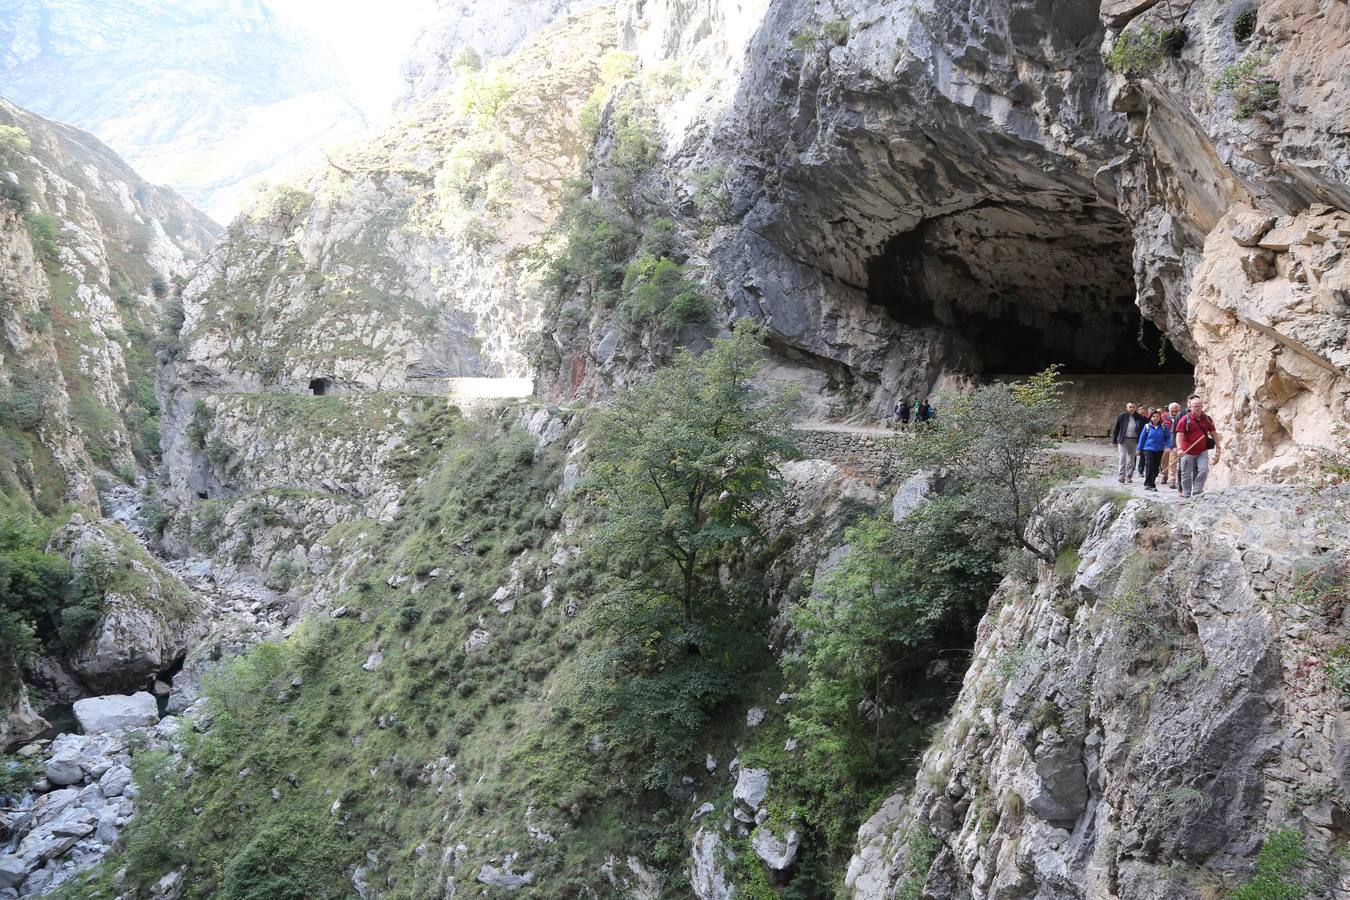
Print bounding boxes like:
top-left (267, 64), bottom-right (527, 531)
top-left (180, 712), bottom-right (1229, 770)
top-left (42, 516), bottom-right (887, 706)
top-left (572, 320), bottom-right (797, 792)
top-left (901, 368), bottom-right (1067, 562)
top-left (586, 318), bottom-right (796, 629)
top-left (0, 512), bottom-right (73, 670)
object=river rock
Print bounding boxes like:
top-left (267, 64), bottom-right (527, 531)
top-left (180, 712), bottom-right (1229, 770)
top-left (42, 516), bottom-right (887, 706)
top-left (98, 764), bottom-right (134, 798)
top-left (44, 749), bottom-right (85, 787)
top-left (73, 692), bottom-right (159, 734)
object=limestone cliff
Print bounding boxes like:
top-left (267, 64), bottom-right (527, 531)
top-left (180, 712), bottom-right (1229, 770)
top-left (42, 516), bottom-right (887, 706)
top-left (0, 97), bottom-right (217, 511)
top-left (846, 485), bottom-right (1350, 899)
top-left (0, 97), bottom-right (215, 747)
top-left (535, 0), bottom-right (1348, 482)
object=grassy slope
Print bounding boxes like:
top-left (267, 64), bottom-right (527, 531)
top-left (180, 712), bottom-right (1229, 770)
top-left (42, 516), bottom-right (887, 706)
top-left (60, 408), bottom-right (688, 897)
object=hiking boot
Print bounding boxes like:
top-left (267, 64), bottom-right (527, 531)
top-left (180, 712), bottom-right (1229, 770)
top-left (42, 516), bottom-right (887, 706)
top-left (1118, 476), bottom-right (1126, 483)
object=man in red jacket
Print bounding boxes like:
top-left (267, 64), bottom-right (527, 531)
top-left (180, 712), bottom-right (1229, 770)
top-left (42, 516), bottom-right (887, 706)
top-left (1174, 395), bottom-right (1221, 498)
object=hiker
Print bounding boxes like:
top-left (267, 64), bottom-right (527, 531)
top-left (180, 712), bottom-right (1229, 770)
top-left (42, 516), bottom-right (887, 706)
top-left (1161, 402), bottom-right (1182, 488)
top-left (917, 399), bottom-right (932, 423)
top-left (895, 397), bottom-right (911, 428)
top-left (1136, 409), bottom-right (1172, 492)
top-left (1174, 395), bottom-right (1220, 498)
top-left (1111, 401), bottom-right (1148, 483)
top-left (1136, 406), bottom-right (1154, 475)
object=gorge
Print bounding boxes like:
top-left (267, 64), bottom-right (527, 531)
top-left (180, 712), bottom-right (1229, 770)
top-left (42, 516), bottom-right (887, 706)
top-left (1, 0), bottom-right (1348, 898)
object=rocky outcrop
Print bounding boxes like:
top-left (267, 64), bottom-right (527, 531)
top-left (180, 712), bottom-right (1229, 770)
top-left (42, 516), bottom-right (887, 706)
top-left (846, 484), bottom-right (1350, 898)
top-left (0, 98), bottom-right (217, 512)
top-left (1105, 0), bottom-right (1349, 486)
top-left (47, 517), bottom-right (205, 694)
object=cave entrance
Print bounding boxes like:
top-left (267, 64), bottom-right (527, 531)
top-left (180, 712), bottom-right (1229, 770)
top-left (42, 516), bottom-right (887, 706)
top-left (309, 377), bottom-right (330, 396)
top-left (866, 203), bottom-right (1193, 377)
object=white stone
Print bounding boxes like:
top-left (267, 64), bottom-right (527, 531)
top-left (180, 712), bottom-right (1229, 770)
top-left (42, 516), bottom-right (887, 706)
top-left (733, 767), bottom-right (769, 812)
top-left (752, 826), bottom-right (800, 870)
top-left (98, 764), bottom-right (133, 798)
top-left (73, 693), bottom-right (159, 734)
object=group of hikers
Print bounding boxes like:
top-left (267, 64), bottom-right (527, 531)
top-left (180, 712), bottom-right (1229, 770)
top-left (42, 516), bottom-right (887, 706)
top-left (1111, 395), bottom-right (1221, 497)
top-left (891, 397), bottom-right (935, 427)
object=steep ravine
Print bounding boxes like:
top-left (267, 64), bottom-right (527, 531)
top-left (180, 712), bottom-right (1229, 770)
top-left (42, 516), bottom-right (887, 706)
top-left (1, 0), bottom-right (1347, 897)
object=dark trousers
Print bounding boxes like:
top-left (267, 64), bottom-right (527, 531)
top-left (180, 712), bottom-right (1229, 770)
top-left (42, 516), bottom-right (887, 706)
top-left (1142, 450), bottom-right (1164, 489)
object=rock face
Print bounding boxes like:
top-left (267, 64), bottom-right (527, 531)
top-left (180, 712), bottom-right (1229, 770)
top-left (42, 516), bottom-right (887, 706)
top-left (46, 519), bottom-right (205, 693)
top-left (845, 485), bottom-right (1350, 898)
top-left (535, 0), bottom-right (1347, 479)
top-left (0, 98), bottom-right (217, 513)
top-left (399, 0), bottom-right (603, 104)
top-left (1105, 0), bottom-right (1350, 486)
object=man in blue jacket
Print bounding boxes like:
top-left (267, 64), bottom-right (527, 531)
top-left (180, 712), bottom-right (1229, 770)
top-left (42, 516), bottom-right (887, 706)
top-left (1111, 402), bottom-right (1148, 483)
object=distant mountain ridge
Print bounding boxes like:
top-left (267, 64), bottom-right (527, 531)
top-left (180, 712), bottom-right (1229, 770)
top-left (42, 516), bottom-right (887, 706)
top-left (0, 0), bottom-right (368, 222)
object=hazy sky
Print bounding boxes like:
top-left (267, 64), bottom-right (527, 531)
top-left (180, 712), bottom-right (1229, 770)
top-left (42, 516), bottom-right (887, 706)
top-left (266, 0), bottom-right (439, 117)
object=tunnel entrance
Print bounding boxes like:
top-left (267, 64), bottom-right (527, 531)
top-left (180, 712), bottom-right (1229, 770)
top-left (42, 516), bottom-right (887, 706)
top-left (866, 202), bottom-right (1192, 376)
top-left (309, 377), bottom-right (330, 396)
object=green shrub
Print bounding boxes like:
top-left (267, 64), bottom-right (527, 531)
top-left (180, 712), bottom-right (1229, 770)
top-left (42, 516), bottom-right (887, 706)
top-left (0, 379), bottom-right (44, 430)
top-left (1213, 51), bottom-right (1278, 118)
top-left (1233, 7), bottom-right (1258, 43)
top-left (187, 400), bottom-right (213, 449)
top-left (1106, 23), bottom-right (1166, 74)
top-left (218, 814), bottom-right (349, 899)
top-left (823, 19), bottom-right (850, 43)
top-left (0, 755), bottom-right (37, 795)
top-left (621, 255), bottom-right (714, 328)
top-left (0, 512), bottom-right (74, 667)
top-left (23, 210), bottom-right (61, 265)
top-left (895, 826), bottom-right (940, 900)
top-left (1230, 827), bottom-right (1315, 899)
top-left (0, 124), bottom-right (31, 158)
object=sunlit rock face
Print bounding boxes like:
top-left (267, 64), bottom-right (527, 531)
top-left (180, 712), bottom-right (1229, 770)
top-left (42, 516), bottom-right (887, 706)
top-left (0, 0), bottom-right (367, 221)
top-left (846, 486), bottom-right (1350, 899)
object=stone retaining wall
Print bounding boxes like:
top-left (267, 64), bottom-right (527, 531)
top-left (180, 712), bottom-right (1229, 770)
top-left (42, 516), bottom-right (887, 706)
top-left (792, 428), bottom-right (905, 481)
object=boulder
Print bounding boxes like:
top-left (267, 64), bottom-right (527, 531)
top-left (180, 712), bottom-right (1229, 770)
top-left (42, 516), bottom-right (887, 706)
top-left (45, 748), bottom-right (85, 786)
top-left (73, 692), bottom-right (159, 734)
top-left (476, 863), bottom-right (532, 889)
top-left (0, 854), bottom-right (27, 890)
top-left (733, 767), bottom-right (769, 812)
top-left (752, 825), bottom-right (800, 870)
top-left (98, 764), bottom-right (133, 798)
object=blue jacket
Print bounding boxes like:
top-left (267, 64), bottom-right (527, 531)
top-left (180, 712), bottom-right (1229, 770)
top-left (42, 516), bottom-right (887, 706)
top-left (1137, 423), bottom-right (1172, 452)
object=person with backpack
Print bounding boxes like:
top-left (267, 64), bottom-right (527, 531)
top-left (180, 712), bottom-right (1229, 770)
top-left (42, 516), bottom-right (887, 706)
top-left (1160, 402), bottom-right (1182, 488)
top-left (895, 397), bottom-right (911, 428)
top-left (916, 399), bottom-right (932, 424)
top-left (1136, 409), bottom-right (1172, 492)
top-left (1174, 395), bottom-right (1221, 498)
top-left (1111, 401), bottom-right (1148, 483)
